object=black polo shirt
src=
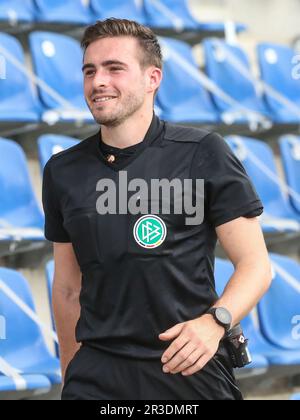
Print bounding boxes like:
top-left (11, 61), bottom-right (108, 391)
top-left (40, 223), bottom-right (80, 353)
top-left (42, 114), bottom-right (263, 360)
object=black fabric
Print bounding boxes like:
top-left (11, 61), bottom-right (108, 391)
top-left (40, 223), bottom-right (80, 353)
top-left (43, 114), bottom-right (263, 399)
top-left (62, 345), bottom-right (243, 400)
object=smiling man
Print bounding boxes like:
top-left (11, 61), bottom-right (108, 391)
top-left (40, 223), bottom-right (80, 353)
top-left (42, 18), bottom-right (272, 401)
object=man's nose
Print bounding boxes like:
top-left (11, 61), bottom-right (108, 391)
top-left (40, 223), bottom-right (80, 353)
top-left (92, 69), bottom-right (110, 89)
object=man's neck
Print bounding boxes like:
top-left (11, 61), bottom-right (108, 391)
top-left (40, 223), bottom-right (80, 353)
top-left (100, 110), bottom-right (154, 149)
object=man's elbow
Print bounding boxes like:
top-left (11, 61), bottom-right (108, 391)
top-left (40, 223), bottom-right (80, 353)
top-left (261, 257), bottom-right (273, 294)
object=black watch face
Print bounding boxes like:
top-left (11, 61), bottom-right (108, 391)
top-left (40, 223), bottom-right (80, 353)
top-left (215, 308), bottom-right (232, 327)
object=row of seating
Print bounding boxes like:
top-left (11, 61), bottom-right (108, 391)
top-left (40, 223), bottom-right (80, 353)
top-left (1, 251), bottom-right (299, 397)
top-left (1, 32), bottom-right (299, 126)
top-left (0, 0), bottom-right (245, 33)
top-left (0, 133), bottom-right (300, 254)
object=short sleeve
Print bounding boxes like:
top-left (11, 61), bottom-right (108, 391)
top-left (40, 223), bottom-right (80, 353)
top-left (42, 160), bottom-right (71, 243)
top-left (192, 133), bottom-right (264, 228)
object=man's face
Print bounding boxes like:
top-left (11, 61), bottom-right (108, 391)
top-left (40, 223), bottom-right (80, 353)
top-left (83, 36), bottom-right (155, 127)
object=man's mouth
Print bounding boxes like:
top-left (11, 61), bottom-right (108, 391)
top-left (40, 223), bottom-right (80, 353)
top-left (92, 96), bottom-right (117, 104)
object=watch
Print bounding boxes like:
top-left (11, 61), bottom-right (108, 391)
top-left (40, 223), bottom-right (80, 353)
top-left (207, 307), bottom-right (232, 335)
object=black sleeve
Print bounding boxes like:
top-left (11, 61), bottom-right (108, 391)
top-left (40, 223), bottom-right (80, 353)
top-left (42, 160), bottom-right (71, 243)
top-left (192, 133), bottom-right (264, 228)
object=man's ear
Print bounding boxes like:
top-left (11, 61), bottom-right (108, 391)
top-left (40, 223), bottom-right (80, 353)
top-left (147, 67), bottom-right (163, 94)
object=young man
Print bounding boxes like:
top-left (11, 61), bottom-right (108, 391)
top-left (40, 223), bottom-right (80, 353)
top-left (42, 18), bottom-right (272, 400)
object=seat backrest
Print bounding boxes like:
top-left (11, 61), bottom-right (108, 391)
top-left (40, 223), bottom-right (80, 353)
top-left (226, 136), bottom-right (292, 217)
top-left (29, 31), bottom-right (84, 109)
top-left (0, 0), bottom-right (34, 23)
top-left (90, 0), bottom-right (146, 23)
top-left (0, 138), bottom-right (43, 227)
top-left (258, 43), bottom-right (300, 106)
top-left (203, 39), bottom-right (265, 112)
top-left (143, 0), bottom-right (197, 29)
top-left (38, 134), bottom-right (80, 170)
top-left (158, 37), bottom-right (216, 114)
top-left (0, 32), bottom-right (39, 112)
top-left (34, 0), bottom-right (92, 24)
top-left (0, 268), bottom-right (49, 358)
top-left (279, 135), bottom-right (300, 215)
top-left (258, 253), bottom-right (300, 351)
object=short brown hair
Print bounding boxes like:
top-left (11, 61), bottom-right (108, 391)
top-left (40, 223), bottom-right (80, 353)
top-left (81, 18), bottom-right (163, 70)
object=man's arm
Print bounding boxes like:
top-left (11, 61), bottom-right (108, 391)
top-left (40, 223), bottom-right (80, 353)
top-left (53, 242), bottom-right (82, 382)
top-left (159, 217), bottom-right (273, 376)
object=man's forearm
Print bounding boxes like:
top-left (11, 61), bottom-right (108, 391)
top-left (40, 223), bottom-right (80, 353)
top-left (213, 258), bottom-right (272, 327)
top-left (53, 288), bottom-right (81, 381)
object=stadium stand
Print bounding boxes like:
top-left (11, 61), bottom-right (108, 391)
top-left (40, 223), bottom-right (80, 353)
top-left (38, 134), bottom-right (80, 171)
top-left (34, 0), bottom-right (92, 25)
top-left (226, 136), bottom-right (300, 235)
top-left (257, 43), bottom-right (300, 124)
top-left (0, 268), bottom-right (61, 387)
top-left (0, 32), bottom-right (41, 124)
top-left (203, 39), bottom-right (271, 125)
top-left (0, 0), bottom-right (34, 25)
top-left (0, 0), bottom-right (299, 401)
top-left (279, 135), bottom-right (300, 215)
top-left (90, 0), bottom-right (147, 24)
top-left (157, 37), bottom-right (219, 123)
top-left (0, 138), bottom-right (45, 257)
top-left (29, 31), bottom-right (93, 125)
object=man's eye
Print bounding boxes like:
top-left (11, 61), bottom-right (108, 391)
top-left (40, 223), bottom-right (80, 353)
top-left (110, 67), bottom-right (123, 72)
top-left (84, 71), bottom-right (95, 77)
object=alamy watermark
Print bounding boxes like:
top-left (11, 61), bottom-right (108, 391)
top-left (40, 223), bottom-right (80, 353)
top-left (96, 172), bottom-right (205, 226)
top-left (0, 315), bottom-right (6, 340)
top-left (292, 315), bottom-right (300, 341)
top-left (292, 54), bottom-right (300, 80)
top-left (0, 55), bottom-right (6, 80)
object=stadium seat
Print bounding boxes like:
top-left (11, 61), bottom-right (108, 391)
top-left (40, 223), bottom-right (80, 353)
top-left (226, 136), bottom-right (300, 234)
top-left (0, 0), bottom-right (34, 24)
top-left (290, 393), bottom-right (300, 400)
top-left (0, 374), bottom-right (50, 394)
top-left (257, 43), bottom-right (300, 123)
top-left (215, 258), bottom-right (300, 369)
top-left (203, 39), bottom-right (271, 124)
top-left (0, 267), bottom-right (61, 384)
top-left (38, 134), bottom-right (80, 171)
top-left (279, 135), bottom-right (300, 216)
top-left (0, 138), bottom-right (45, 243)
top-left (157, 37), bottom-right (219, 123)
top-left (34, 0), bottom-right (92, 24)
top-left (0, 32), bottom-right (41, 123)
top-left (90, 0), bottom-right (146, 24)
top-left (29, 31), bottom-right (93, 124)
top-left (143, 0), bottom-right (245, 32)
top-left (258, 254), bottom-right (300, 352)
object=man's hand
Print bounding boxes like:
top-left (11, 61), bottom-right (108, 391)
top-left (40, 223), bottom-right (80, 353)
top-left (158, 315), bottom-right (225, 376)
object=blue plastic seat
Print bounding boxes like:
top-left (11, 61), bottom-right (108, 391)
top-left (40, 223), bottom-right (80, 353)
top-left (0, 138), bottom-right (45, 242)
top-left (225, 136), bottom-right (300, 234)
top-left (34, 0), bottom-right (92, 24)
top-left (0, 0), bottom-right (34, 23)
top-left (290, 393), bottom-right (300, 401)
top-left (257, 43), bottom-right (300, 123)
top-left (215, 258), bottom-right (300, 368)
top-left (38, 134), bottom-right (80, 171)
top-left (203, 39), bottom-right (270, 124)
top-left (258, 254), bottom-right (300, 352)
top-left (279, 135), bottom-right (300, 216)
top-left (45, 260), bottom-right (60, 358)
top-left (29, 31), bottom-right (93, 123)
top-left (143, 0), bottom-right (245, 32)
top-left (0, 32), bottom-right (40, 123)
top-left (90, 0), bottom-right (146, 24)
top-left (157, 37), bottom-right (219, 123)
top-left (0, 374), bottom-right (50, 394)
top-left (0, 267), bottom-right (61, 384)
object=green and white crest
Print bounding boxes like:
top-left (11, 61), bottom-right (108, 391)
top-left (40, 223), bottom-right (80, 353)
top-left (133, 215), bottom-right (167, 249)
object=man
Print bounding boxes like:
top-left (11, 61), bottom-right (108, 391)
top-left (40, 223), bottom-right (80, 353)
top-left (42, 18), bottom-right (272, 400)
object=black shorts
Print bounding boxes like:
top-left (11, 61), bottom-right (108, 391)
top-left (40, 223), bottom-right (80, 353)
top-left (62, 345), bottom-right (243, 400)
